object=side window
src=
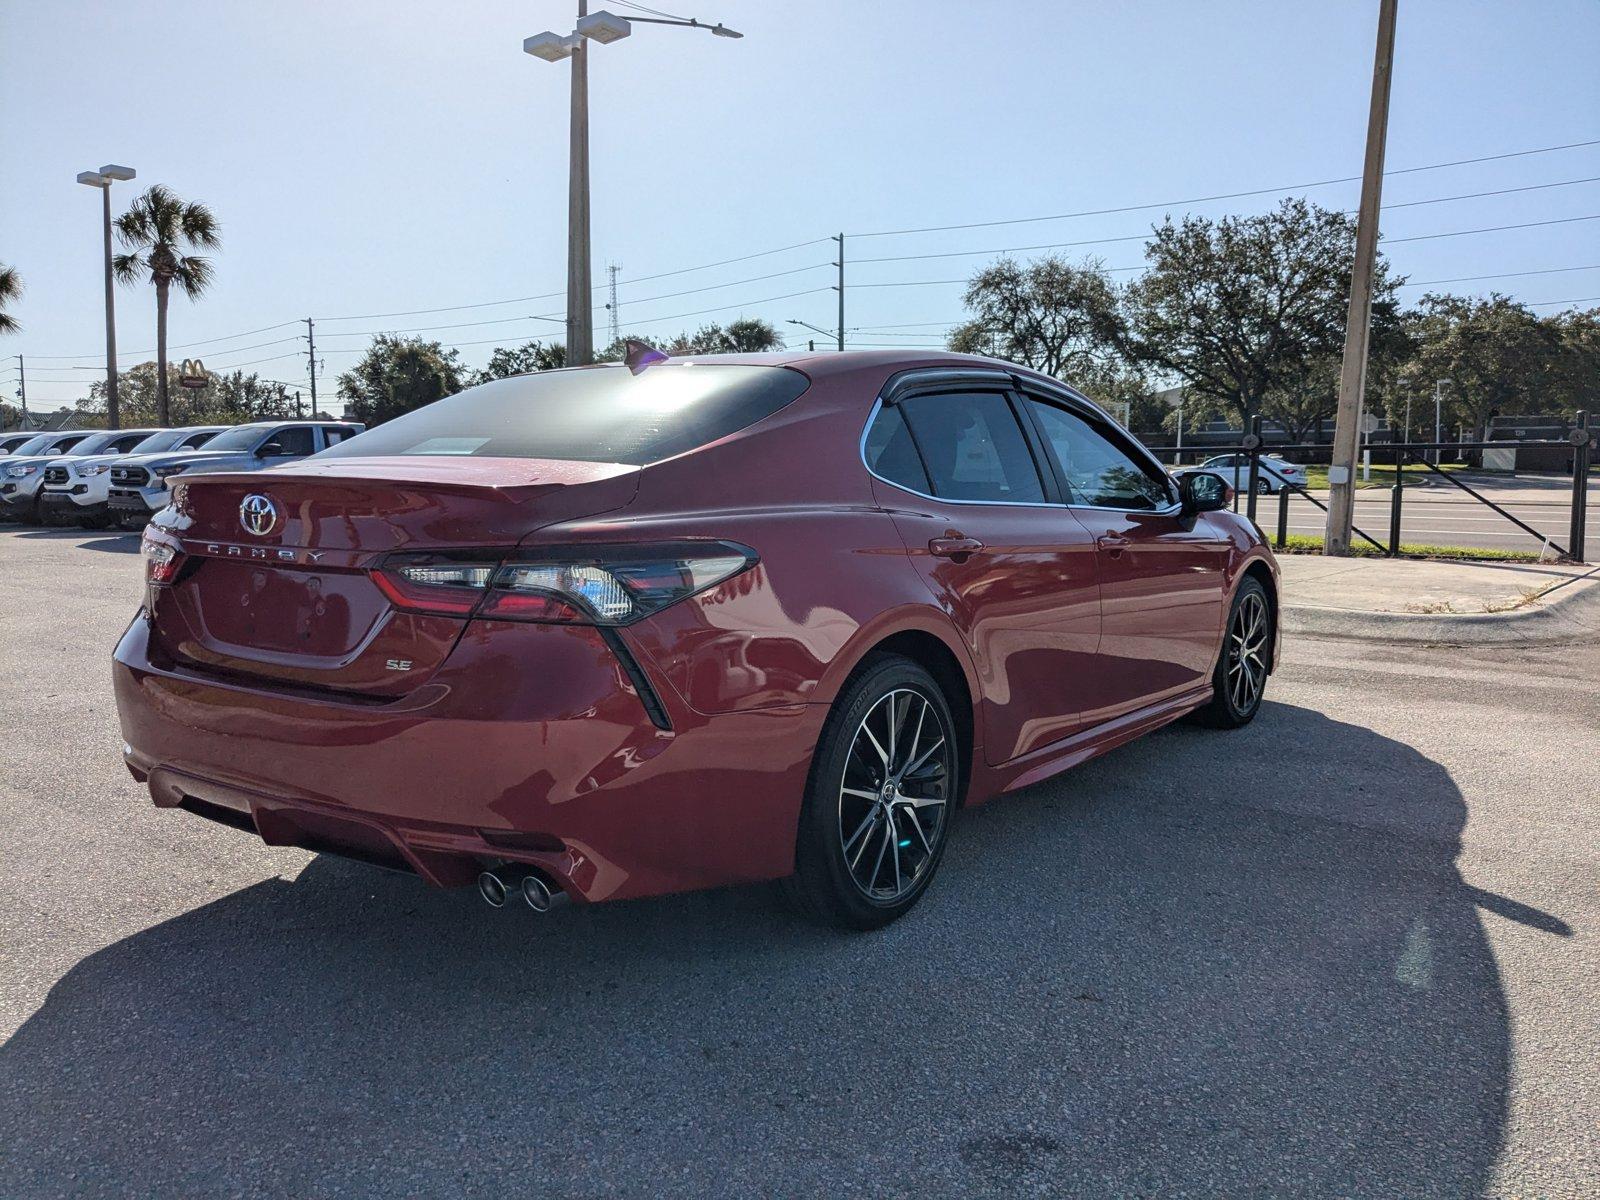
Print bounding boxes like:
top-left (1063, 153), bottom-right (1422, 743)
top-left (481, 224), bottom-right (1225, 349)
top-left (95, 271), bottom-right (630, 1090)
top-left (182, 431), bottom-right (216, 449)
top-left (261, 427), bottom-right (315, 457)
top-left (863, 404), bottom-right (931, 494)
top-left (1024, 399), bottom-right (1174, 511)
top-left (112, 434), bottom-right (145, 453)
top-left (323, 428), bottom-right (348, 447)
top-left (899, 392), bottom-right (1045, 503)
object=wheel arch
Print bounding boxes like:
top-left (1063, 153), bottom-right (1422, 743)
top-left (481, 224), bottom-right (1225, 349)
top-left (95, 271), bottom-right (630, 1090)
top-left (822, 620), bottom-right (978, 808)
top-left (1237, 556), bottom-right (1280, 672)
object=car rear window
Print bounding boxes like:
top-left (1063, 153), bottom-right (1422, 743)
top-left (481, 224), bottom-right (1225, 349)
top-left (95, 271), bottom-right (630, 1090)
top-left (316, 363), bottom-right (811, 466)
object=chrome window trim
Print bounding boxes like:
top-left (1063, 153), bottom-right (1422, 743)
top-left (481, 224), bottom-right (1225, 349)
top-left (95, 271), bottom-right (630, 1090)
top-left (859, 376), bottom-right (1183, 517)
top-left (859, 396), bottom-right (1067, 511)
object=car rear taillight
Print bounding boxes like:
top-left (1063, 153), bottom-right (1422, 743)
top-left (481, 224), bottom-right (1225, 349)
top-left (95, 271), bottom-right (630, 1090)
top-left (370, 551), bottom-right (502, 615)
top-left (372, 542), bottom-right (755, 625)
top-left (142, 531), bottom-right (185, 584)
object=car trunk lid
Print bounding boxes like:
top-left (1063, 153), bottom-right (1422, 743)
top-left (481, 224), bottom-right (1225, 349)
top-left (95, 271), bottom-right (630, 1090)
top-left (148, 456), bottom-right (638, 697)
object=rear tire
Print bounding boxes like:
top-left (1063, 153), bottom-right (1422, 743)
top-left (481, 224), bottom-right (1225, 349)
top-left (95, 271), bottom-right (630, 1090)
top-left (786, 655), bottom-right (958, 930)
top-left (1196, 578), bottom-right (1271, 728)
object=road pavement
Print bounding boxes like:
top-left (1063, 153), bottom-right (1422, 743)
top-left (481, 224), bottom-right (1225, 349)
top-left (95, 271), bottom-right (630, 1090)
top-left (2, 525), bottom-right (1596, 1198)
top-left (1245, 479), bottom-right (1599, 554)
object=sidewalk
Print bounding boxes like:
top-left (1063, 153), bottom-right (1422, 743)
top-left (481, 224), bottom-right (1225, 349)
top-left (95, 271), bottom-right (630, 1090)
top-left (1277, 554), bottom-right (1600, 644)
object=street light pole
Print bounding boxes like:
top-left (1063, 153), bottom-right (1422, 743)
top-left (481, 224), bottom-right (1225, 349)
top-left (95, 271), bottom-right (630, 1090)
top-left (567, 1), bottom-right (593, 365)
top-left (77, 164), bottom-right (135, 429)
top-left (525, 9), bottom-right (740, 367)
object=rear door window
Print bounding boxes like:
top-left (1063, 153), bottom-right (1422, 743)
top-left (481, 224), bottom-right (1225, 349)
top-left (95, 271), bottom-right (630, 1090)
top-left (897, 392), bottom-right (1045, 503)
top-left (863, 404), bottom-right (932, 495)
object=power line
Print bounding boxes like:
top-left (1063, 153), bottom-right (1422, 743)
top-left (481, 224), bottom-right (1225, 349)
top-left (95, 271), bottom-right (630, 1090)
top-left (1386, 213), bottom-right (1600, 244)
top-left (1383, 175), bottom-right (1599, 210)
top-left (1528, 296), bottom-right (1599, 307)
top-left (22, 322), bottom-right (304, 361)
top-left (299, 238), bottom-right (830, 323)
top-left (616, 237), bottom-right (833, 288)
top-left (849, 137), bottom-right (1600, 238)
top-left (852, 205), bottom-right (1600, 268)
top-left (1402, 263), bottom-right (1600, 287)
top-left (611, 0), bottom-right (691, 20)
top-left (616, 286), bottom-right (834, 331)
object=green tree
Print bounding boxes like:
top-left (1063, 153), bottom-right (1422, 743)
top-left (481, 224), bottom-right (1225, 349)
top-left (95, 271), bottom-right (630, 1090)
top-left (338, 335), bottom-right (464, 427)
top-left (112, 185), bottom-right (222, 426)
top-left (0, 263), bottom-right (21, 334)
top-left (85, 362), bottom-right (297, 425)
top-left (1120, 198), bottom-right (1402, 426)
top-left (1074, 356), bottom-right (1166, 432)
top-left (1544, 307), bottom-right (1600, 417)
top-left (474, 340), bottom-right (566, 383)
top-left (655, 318), bottom-right (786, 355)
top-left (1258, 353), bottom-right (1341, 443)
top-left (593, 319), bottom-right (785, 361)
top-left (1400, 293), bottom-right (1563, 438)
top-left (947, 255), bottom-right (1121, 378)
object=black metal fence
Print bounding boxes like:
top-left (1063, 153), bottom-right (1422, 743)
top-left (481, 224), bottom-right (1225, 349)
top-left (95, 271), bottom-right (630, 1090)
top-left (1145, 410), bottom-right (1593, 563)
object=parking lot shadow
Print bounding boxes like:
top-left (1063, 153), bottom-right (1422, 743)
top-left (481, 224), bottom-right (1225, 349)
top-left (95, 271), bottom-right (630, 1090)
top-left (0, 703), bottom-right (1519, 1197)
top-left (4, 526), bottom-right (140, 553)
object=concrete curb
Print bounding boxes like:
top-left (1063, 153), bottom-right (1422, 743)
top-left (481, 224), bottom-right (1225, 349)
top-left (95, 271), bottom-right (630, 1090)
top-left (1283, 571), bottom-right (1600, 646)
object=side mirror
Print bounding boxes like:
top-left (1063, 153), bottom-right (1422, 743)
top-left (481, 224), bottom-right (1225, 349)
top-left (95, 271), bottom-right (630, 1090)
top-left (1179, 471), bottom-right (1232, 515)
top-left (257, 441), bottom-right (283, 457)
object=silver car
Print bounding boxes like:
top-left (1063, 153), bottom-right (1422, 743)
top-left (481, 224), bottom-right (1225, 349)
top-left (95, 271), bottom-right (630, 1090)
top-left (0, 430), bottom-right (98, 522)
top-left (107, 420), bottom-right (364, 526)
top-left (40, 426), bottom-right (227, 528)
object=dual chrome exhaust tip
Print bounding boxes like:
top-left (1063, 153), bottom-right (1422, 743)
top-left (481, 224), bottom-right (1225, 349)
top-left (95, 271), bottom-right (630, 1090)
top-left (477, 864), bottom-right (569, 913)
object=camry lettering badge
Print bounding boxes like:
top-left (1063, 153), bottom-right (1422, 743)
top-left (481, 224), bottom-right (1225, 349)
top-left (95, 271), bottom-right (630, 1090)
top-left (239, 493), bottom-right (280, 537)
top-left (203, 544), bottom-right (324, 562)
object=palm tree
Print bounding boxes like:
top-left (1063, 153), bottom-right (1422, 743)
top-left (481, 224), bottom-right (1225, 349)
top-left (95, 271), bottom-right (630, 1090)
top-left (0, 263), bottom-right (22, 334)
top-left (113, 185), bottom-right (220, 425)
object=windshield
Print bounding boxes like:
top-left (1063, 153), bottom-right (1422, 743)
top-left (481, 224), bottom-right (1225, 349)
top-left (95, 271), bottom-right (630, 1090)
top-left (318, 364), bottom-right (810, 466)
top-left (63, 432), bottom-right (123, 456)
top-left (130, 430), bottom-right (182, 454)
top-left (6, 434), bottom-right (52, 456)
top-left (198, 425), bottom-right (269, 452)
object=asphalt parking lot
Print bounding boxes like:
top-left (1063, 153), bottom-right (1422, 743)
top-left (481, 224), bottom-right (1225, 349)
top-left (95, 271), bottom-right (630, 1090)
top-left (2, 525), bottom-right (1596, 1198)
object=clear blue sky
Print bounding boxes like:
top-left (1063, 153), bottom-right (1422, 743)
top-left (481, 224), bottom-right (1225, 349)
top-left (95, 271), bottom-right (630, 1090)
top-left (3, 0), bottom-right (1597, 410)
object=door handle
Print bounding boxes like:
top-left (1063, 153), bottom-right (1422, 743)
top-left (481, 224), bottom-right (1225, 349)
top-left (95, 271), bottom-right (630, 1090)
top-left (928, 535), bottom-right (985, 560)
top-left (1096, 533), bottom-right (1131, 556)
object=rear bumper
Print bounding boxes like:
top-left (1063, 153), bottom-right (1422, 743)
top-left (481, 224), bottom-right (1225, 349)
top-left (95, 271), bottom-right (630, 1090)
top-left (113, 612), bottom-right (822, 903)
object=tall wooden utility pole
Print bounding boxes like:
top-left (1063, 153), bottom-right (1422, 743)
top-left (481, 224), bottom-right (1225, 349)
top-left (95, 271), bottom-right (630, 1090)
top-left (1326, 0), bottom-right (1398, 555)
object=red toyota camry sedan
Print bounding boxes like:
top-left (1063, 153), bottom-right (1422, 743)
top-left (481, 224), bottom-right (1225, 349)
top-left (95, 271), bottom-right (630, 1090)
top-left (114, 350), bottom-right (1278, 928)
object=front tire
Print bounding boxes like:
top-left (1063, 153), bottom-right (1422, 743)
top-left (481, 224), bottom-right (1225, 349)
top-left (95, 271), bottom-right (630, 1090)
top-left (1197, 578), bottom-right (1271, 728)
top-left (787, 655), bottom-right (958, 930)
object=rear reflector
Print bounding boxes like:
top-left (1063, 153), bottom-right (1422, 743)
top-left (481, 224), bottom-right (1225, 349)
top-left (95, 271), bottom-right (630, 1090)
top-left (372, 541), bottom-right (755, 626)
